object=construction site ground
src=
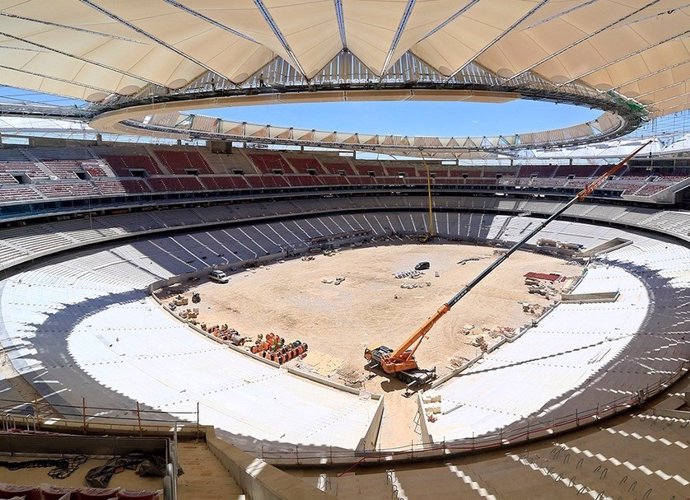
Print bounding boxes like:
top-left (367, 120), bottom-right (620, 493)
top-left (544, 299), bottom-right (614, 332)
top-left (163, 241), bottom-right (582, 449)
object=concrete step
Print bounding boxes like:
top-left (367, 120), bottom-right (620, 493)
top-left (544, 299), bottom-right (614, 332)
top-left (176, 440), bottom-right (245, 500)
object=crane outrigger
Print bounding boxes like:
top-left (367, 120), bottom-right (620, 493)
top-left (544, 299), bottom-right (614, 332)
top-left (365, 141), bottom-right (651, 387)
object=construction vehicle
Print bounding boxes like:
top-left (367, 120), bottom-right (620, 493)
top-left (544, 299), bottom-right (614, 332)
top-left (365, 141), bottom-right (650, 384)
top-left (209, 269), bottom-right (229, 283)
top-left (172, 295), bottom-right (188, 306)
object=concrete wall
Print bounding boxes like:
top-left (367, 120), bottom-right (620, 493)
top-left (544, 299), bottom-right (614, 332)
top-left (561, 290), bottom-right (620, 303)
top-left (205, 429), bottom-right (331, 500)
top-left (417, 392), bottom-right (432, 445)
top-left (357, 396), bottom-right (385, 452)
top-left (579, 237), bottom-right (632, 257)
top-left (0, 433), bottom-right (167, 457)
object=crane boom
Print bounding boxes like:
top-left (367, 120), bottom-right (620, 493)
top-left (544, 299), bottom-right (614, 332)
top-left (366, 141), bottom-right (651, 375)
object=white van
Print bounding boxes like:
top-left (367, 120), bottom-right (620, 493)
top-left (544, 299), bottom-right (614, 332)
top-left (208, 269), bottom-right (229, 283)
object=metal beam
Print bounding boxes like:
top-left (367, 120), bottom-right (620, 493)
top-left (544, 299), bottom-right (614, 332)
top-left (0, 63), bottom-right (117, 96)
top-left (647, 87), bottom-right (690, 108)
top-left (0, 30), bottom-right (158, 86)
top-left (522, 0), bottom-right (601, 30)
top-left (560, 28), bottom-right (690, 86)
top-left (253, 0), bottom-right (308, 78)
top-left (80, 0), bottom-right (224, 82)
top-left (609, 58), bottom-right (690, 92)
top-left (162, 0), bottom-right (259, 43)
top-left (0, 11), bottom-right (145, 44)
top-left (505, 0), bottom-right (662, 83)
top-left (334, 0), bottom-right (347, 49)
top-left (417, 0), bottom-right (480, 43)
top-left (380, 0), bottom-right (416, 76)
top-left (444, 0), bottom-right (549, 83)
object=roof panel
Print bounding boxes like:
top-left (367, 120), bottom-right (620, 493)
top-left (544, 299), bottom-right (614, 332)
top-left (342, 0), bottom-right (409, 74)
top-left (386, 0), bottom-right (470, 73)
top-left (263, 0), bottom-right (341, 77)
top-left (414, 0), bottom-right (540, 76)
top-left (0, 66), bottom-right (100, 101)
top-left (1, 0), bottom-right (689, 119)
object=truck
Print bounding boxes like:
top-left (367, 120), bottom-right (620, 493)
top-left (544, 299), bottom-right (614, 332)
top-left (208, 269), bottom-right (229, 284)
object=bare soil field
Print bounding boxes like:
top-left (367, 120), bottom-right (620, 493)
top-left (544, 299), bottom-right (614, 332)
top-left (187, 242), bottom-right (579, 376)
top-left (161, 241), bottom-right (582, 447)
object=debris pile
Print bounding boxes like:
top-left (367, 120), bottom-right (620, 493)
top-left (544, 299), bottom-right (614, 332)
top-left (521, 302), bottom-right (544, 316)
top-left (394, 269), bottom-right (423, 279)
top-left (400, 281), bottom-right (431, 289)
top-left (449, 354), bottom-right (469, 369)
top-left (336, 363), bottom-right (365, 388)
top-left (486, 326), bottom-right (515, 339)
top-left (471, 335), bottom-right (489, 352)
top-left (457, 256), bottom-right (485, 265)
top-left (422, 390), bottom-right (443, 422)
top-left (322, 276), bottom-right (346, 285)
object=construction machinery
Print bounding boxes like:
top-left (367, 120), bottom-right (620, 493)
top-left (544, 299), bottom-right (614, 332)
top-left (419, 153), bottom-right (436, 243)
top-left (364, 141), bottom-right (651, 385)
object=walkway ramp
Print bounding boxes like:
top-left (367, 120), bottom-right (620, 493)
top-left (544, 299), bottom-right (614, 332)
top-left (580, 237), bottom-right (632, 257)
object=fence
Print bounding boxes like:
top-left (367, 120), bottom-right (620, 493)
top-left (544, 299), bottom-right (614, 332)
top-left (258, 359), bottom-right (690, 466)
top-left (0, 362), bottom-right (686, 467)
top-left (0, 396), bottom-right (199, 438)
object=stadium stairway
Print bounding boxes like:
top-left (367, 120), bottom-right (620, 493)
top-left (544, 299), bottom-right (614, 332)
top-left (176, 440), bottom-right (245, 499)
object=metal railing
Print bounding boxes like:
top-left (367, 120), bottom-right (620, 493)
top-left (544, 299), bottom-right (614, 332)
top-left (258, 359), bottom-right (689, 465)
top-left (0, 396), bottom-right (199, 438)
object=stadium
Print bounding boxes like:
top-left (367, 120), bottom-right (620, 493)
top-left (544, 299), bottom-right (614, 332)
top-left (0, 2), bottom-right (689, 499)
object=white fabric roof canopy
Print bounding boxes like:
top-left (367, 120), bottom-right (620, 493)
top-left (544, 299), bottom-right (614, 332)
top-left (0, 0), bottom-right (689, 117)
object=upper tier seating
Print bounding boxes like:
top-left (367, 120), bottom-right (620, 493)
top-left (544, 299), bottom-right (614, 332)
top-left (0, 161), bottom-right (47, 178)
top-left (199, 175), bottom-right (250, 190)
top-left (518, 164), bottom-right (558, 177)
top-left (154, 149), bottom-right (213, 175)
top-left (101, 154), bottom-right (163, 176)
top-left (247, 153), bottom-right (293, 173)
top-left (41, 160), bottom-right (82, 179)
top-left (147, 176), bottom-right (204, 192)
top-left (0, 185), bottom-right (42, 203)
top-left (34, 181), bottom-right (100, 199)
top-left (30, 147), bottom-right (93, 160)
top-left (0, 145), bottom-right (689, 204)
top-left (82, 161), bottom-right (109, 177)
top-left (0, 172), bottom-right (19, 184)
top-left (322, 161), bottom-right (357, 175)
top-left (554, 164), bottom-right (601, 177)
top-left (354, 161), bottom-right (387, 176)
top-left (286, 156), bottom-right (328, 174)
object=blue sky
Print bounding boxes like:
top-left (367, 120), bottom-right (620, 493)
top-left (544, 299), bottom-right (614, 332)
top-left (197, 100), bottom-right (600, 137)
top-left (0, 86), bottom-right (81, 106)
top-left (0, 85), bottom-right (601, 137)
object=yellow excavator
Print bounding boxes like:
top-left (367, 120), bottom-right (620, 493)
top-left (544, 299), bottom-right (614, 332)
top-left (365, 141), bottom-right (651, 388)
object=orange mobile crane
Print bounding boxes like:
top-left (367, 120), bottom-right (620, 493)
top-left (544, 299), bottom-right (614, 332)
top-left (364, 141), bottom-right (651, 387)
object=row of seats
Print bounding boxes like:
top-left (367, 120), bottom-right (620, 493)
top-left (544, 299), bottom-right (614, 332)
top-left (3, 172), bottom-right (685, 203)
top-left (4, 145), bottom-right (690, 181)
top-left (0, 482), bottom-right (159, 500)
top-left (2, 195), bottom-right (689, 275)
top-left (1, 146), bottom-right (689, 203)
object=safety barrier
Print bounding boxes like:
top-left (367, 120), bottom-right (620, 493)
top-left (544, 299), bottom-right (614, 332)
top-left (259, 360), bottom-right (690, 466)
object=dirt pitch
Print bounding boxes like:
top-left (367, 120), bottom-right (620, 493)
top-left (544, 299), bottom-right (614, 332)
top-left (169, 241), bottom-right (582, 447)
